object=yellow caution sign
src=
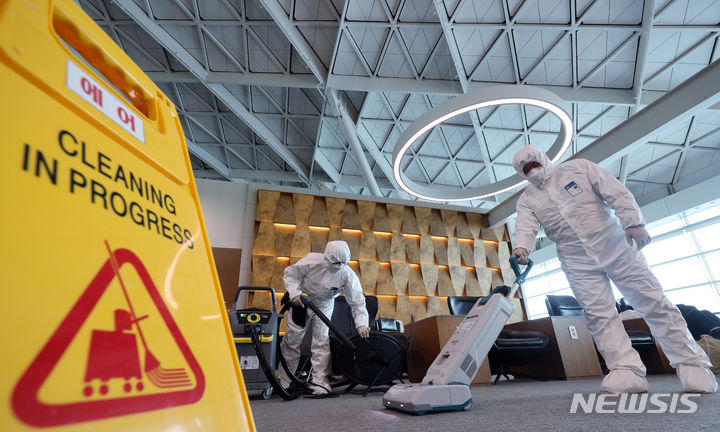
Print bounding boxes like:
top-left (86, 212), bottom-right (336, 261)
top-left (0, 0), bottom-right (255, 430)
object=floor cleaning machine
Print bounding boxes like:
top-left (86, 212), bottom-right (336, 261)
top-left (382, 256), bottom-right (533, 415)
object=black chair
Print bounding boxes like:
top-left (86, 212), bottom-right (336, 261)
top-left (374, 317), bottom-right (404, 333)
top-left (545, 295), bottom-right (655, 353)
top-left (447, 294), bottom-right (549, 384)
top-left (684, 308), bottom-right (720, 341)
top-left (328, 295), bottom-right (410, 395)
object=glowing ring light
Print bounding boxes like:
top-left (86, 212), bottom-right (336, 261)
top-left (392, 85), bottom-right (573, 202)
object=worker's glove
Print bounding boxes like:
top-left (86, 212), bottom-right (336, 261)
top-left (511, 247), bottom-right (529, 265)
top-left (625, 225), bottom-right (651, 250)
top-left (291, 295), bottom-right (304, 306)
top-left (357, 325), bottom-right (371, 338)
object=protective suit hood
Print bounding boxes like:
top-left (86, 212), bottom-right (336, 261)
top-left (323, 240), bottom-right (351, 271)
top-left (512, 145), bottom-right (556, 186)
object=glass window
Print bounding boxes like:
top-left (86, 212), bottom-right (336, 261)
top-left (664, 285), bottom-right (720, 313)
top-left (647, 215), bottom-right (684, 237)
top-left (651, 257), bottom-right (711, 290)
top-left (642, 234), bottom-right (697, 265)
top-left (690, 222), bottom-right (720, 253)
top-left (686, 205), bottom-right (720, 225)
top-left (525, 295), bottom-right (549, 320)
top-left (703, 250), bottom-right (720, 281)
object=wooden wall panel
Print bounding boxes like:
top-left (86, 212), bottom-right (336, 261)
top-left (343, 200), bottom-right (361, 229)
top-left (357, 201), bottom-right (376, 230)
top-left (473, 241), bottom-right (488, 268)
top-left (360, 231), bottom-right (377, 260)
top-left (310, 227), bottom-right (329, 252)
top-left (402, 206), bottom-right (420, 234)
top-left (396, 296), bottom-right (411, 325)
top-left (476, 267), bottom-right (492, 295)
top-left (250, 291), bottom-right (274, 311)
top-left (274, 225), bottom-right (294, 257)
top-left (375, 232), bottom-right (391, 262)
top-left (458, 239), bottom-right (474, 267)
top-left (404, 235), bottom-right (421, 263)
top-left (378, 296), bottom-right (397, 320)
top-left (419, 235), bottom-right (434, 264)
top-left (376, 264), bottom-right (396, 295)
top-left (440, 209), bottom-right (457, 238)
top-left (392, 262), bottom-right (410, 295)
top-left (341, 231), bottom-right (361, 260)
top-left (421, 264), bottom-right (438, 296)
top-left (455, 213), bottom-right (473, 239)
top-left (447, 237), bottom-right (461, 266)
top-left (293, 194), bottom-right (313, 225)
top-left (329, 227), bottom-right (342, 242)
top-left (275, 193), bottom-right (295, 224)
top-left (432, 237), bottom-right (448, 265)
top-left (410, 297), bottom-right (428, 322)
top-left (256, 190), bottom-right (280, 221)
top-left (271, 258), bottom-right (290, 293)
top-left (308, 196), bottom-right (330, 227)
top-left (373, 204), bottom-right (392, 232)
top-left (387, 204), bottom-right (404, 232)
top-left (437, 266), bottom-right (454, 297)
top-left (498, 242), bottom-right (511, 268)
top-left (485, 241), bottom-right (500, 268)
top-left (390, 232), bottom-right (406, 262)
top-left (467, 212), bottom-right (484, 239)
top-left (291, 225), bottom-right (311, 257)
top-left (465, 268), bottom-right (482, 297)
top-left (326, 197), bottom-right (345, 227)
top-left (251, 255), bottom-right (275, 286)
top-left (449, 266), bottom-right (466, 296)
top-left (359, 261), bottom-right (378, 294)
top-left (252, 189), bottom-right (507, 325)
top-left (427, 296), bottom-right (450, 317)
top-left (508, 298), bottom-right (524, 324)
top-left (502, 268), bottom-right (517, 286)
top-left (430, 209), bottom-right (445, 236)
top-left (414, 207), bottom-right (431, 235)
top-left (252, 221), bottom-right (275, 255)
top-left (408, 265), bottom-right (425, 296)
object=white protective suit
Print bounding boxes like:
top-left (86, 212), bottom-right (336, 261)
top-left (279, 241), bottom-right (369, 394)
top-left (512, 145), bottom-right (717, 394)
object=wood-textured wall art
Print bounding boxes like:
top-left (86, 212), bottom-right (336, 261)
top-left (250, 190), bottom-right (524, 325)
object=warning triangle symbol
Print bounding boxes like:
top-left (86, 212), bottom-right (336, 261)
top-left (11, 242), bottom-right (205, 427)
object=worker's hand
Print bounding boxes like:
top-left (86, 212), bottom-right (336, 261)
top-left (357, 325), bottom-right (371, 338)
top-left (625, 225), bottom-right (651, 250)
top-left (511, 247), bottom-right (529, 264)
top-left (291, 295), bottom-right (304, 306)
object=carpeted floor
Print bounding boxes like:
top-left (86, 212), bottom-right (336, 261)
top-left (248, 374), bottom-right (720, 431)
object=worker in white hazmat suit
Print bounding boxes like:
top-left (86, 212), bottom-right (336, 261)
top-left (511, 145), bottom-right (717, 394)
top-left (279, 240), bottom-right (370, 395)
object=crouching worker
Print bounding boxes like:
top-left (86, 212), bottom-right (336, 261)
top-left (511, 145), bottom-right (717, 394)
top-left (278, 240), bottom-right (370, 396)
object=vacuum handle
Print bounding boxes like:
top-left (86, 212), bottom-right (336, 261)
top-left (233, 286), bottom-right (277, 311)
top-left (509, 256), bottom-right (534, 285)
top-left (300, 297), bottom-right (357, 352)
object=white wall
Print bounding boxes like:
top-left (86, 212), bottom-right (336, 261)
top-left (195, 179), bottom-right (248, 249)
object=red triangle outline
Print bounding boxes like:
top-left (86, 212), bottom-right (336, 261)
top-left (11, 248), bottom-right (206, 427)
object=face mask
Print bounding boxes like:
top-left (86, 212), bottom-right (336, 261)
top-left (526, 167), bottom-right (545, 182)
top-left (328, 262), bottom-right (344, 272)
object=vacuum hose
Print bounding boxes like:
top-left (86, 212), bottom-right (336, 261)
top-left (247, 325), bottom-right (299, 400)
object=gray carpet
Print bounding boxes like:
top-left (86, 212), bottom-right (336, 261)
top-left (249, 375), bottom-right (720, 431)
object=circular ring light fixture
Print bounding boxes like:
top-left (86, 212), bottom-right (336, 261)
top-left (392, 85), bottom-right (573, 202)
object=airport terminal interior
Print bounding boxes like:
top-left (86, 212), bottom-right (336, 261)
top-left (3, 0), bottom-right (720, 431)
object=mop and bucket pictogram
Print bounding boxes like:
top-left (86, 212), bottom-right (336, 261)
top-left (82, 241), bottom-right (192, 397)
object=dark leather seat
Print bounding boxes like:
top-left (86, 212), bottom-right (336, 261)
top-left (374, 317), bottom-right (404, 333)
top-left (545, 295), bottom-right (655, 352)
top-left (447, 294), bottom-right (548, 384)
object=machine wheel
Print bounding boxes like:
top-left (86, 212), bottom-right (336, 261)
top-left (262, 386), bottom-right (273, 400)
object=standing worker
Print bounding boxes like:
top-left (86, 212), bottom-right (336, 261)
top-left (279, 240), bottom-right (370, 395)
top-left (511, 145), bottom-right (717, 394)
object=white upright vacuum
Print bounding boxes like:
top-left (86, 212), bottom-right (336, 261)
top-left (382, 257), bottom-right (533, 415)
